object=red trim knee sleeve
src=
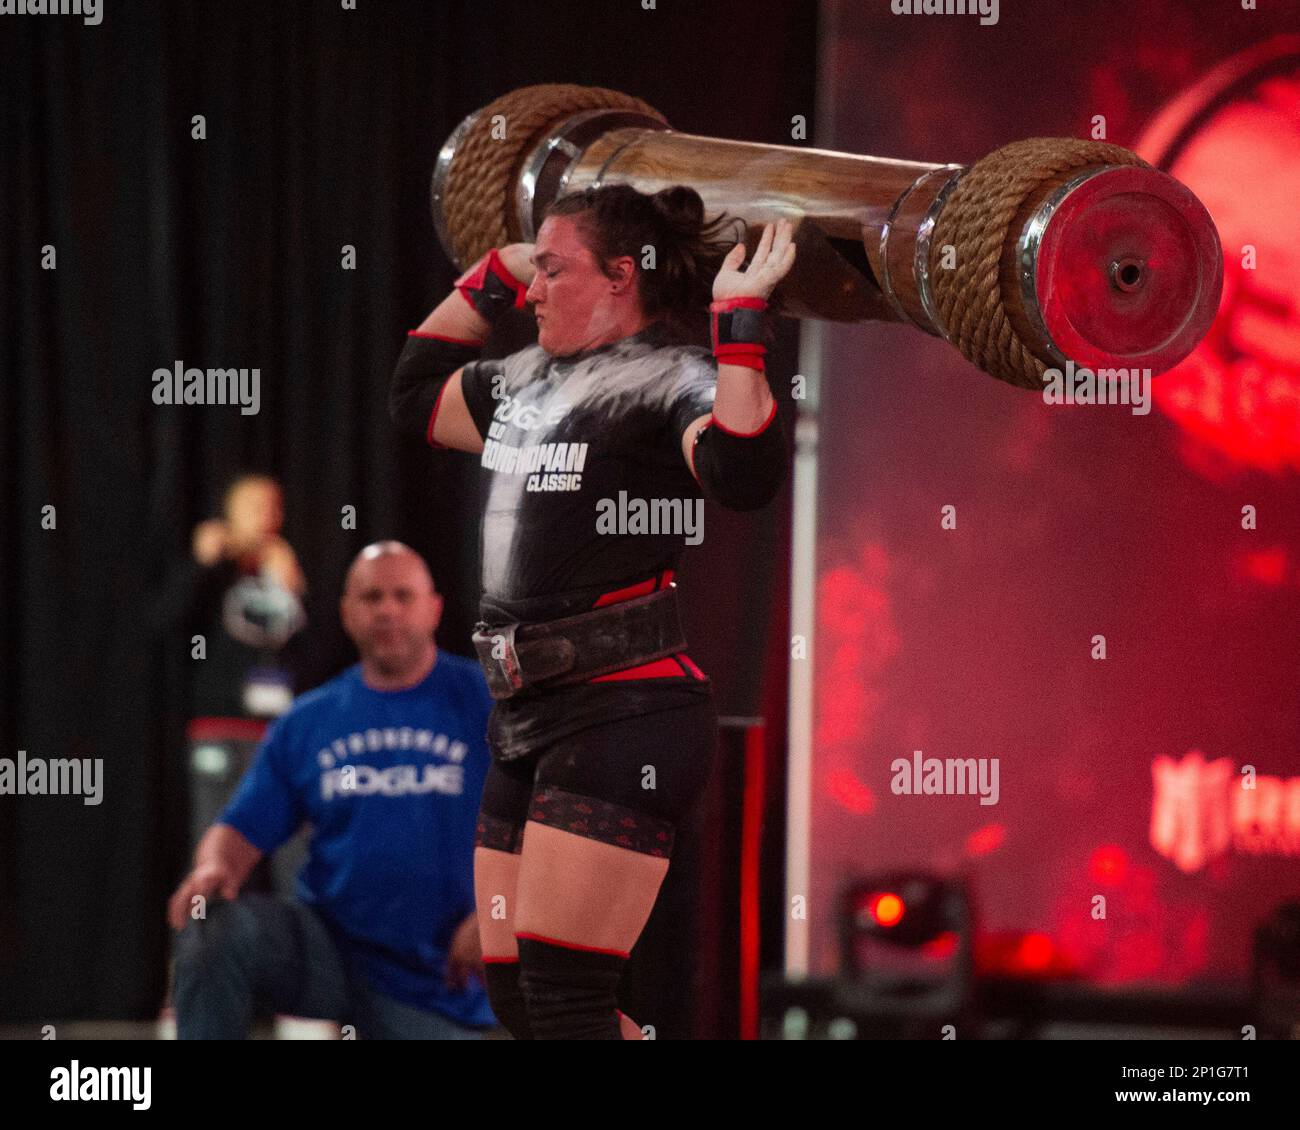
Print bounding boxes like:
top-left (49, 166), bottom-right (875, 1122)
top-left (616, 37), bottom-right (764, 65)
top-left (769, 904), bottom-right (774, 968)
top-left (482, 958), bottom-right (534, 1040)
top-left (515, 935), bottom-right (625, 1040)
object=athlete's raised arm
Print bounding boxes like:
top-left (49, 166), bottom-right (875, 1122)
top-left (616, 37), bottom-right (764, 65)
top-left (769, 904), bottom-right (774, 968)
top-left (389, 244), bottom-right (534, 453)
top-left (680, 219), bottom-right (794, 510)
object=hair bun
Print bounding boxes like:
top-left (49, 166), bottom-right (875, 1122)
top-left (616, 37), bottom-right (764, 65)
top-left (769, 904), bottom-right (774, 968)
top-left (650, 186), bottom-right (704, 231)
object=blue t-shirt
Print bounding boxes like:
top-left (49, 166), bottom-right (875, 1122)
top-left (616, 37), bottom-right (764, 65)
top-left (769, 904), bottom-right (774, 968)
top-left (218, 651), bottom-right (496, 1027)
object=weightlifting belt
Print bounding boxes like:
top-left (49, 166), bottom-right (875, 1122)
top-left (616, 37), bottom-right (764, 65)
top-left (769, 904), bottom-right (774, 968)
top-left (471, 586), bottom-right (686, 700)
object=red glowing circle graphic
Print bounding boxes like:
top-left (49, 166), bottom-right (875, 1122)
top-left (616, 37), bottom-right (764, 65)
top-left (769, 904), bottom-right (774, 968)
top-left (1136, 35), bottom-right (1300, 476)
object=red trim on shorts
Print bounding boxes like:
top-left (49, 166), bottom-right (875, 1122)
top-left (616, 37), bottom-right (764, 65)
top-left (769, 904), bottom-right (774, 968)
top-left (186, 717), bottom-right (269, 743)
top-left (710, 397), bottom-right (777, 437)
top-left (740, 723), bottom-right (766, 1040)
top-left (406, 329), bottom-right (482, 345)
top-left (592, 577), bottom-right (657, 606)
top-left (593, 569), bottom-right (675, 608)
top-left (481, 954), bottom-right (520, 964)
top-left (514, 932), bottom-right (630, 959)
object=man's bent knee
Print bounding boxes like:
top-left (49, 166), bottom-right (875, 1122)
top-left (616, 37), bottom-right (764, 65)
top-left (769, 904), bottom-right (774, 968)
top-left (173, 892), bottom-right (278, 971)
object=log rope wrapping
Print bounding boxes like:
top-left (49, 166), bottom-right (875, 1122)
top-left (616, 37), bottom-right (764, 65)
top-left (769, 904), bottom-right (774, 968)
top-left (927, 137), bottom-right (1153, 389)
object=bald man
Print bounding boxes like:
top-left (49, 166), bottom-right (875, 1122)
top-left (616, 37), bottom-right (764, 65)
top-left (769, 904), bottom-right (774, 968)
top-left (168, 542), bottom-right (497, 1039)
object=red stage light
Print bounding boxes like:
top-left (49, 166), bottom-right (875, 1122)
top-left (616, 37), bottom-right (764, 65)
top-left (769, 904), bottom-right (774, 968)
top-left (1238, 546), bottom-right (1289, 586)
top-left (1088, 844), bottom-right (1130, 885)
top-left (966, 823), bottom-right (1007, 857)
top-left (1016, 932), bottom-right (1055, 972)
top-left (826, 767), bottom-right (875, 816)
top-left (922, 931), bottom-right (959, 959)
top-left (868, 892), bottom-right (905, 927)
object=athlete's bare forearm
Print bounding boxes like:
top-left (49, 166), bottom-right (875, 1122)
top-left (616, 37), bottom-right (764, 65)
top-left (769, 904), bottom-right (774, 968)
top-left (414, 288), bottom-right (491, 343)
top-left (712, 361), bottom-right (776, 434)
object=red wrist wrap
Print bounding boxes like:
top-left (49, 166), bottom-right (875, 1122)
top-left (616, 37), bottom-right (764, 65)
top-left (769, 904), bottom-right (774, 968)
top-left (454, 248), bottom-right (529, 320)
top-left (710, 297), bottom-right (768, 372)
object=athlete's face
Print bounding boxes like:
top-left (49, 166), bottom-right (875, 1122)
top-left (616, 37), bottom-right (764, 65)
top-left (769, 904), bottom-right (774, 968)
top-left (340, 552), bottom-right (442, 676)
top-left (526, 214), bottom-right (637, 357)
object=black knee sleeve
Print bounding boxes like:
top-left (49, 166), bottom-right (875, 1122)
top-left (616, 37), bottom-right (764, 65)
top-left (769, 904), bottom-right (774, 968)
top-left (482, 959), bottom-right (533, 1040)
top-left (516, 936), bottom-right (626, 1040)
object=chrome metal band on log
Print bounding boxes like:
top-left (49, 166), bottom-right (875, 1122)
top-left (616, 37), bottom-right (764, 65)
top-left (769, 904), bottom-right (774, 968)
top-left (514, 108), bottom-right (672, 243)
top-left (430, 109), bottom-right (478, 272)
top-left (876, 164), bottom-right (966, 337)
top-left (431, 83), bottom-right (1223, 388)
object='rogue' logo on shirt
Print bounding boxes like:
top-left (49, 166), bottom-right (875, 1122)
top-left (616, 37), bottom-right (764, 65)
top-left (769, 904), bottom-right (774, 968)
top-left (321, 763), bottom-right (464, 800)
top-left (492, 393), bottom-right (571, 430)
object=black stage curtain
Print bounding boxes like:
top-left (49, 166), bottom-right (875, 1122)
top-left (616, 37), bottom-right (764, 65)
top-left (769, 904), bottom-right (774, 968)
top-left (0, 0), bottom-right (813, 1030)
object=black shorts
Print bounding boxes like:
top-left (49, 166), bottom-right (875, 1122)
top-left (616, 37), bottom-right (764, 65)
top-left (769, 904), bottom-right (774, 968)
top-left (486, 664), bottom-right (712, 762)
top-left (475, 686), bottom-right (718, 859)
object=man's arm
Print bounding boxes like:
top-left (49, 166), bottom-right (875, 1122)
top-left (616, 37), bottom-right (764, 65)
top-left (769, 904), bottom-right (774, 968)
top-left (166, 823), bottom-right (265, 929)
top-left (197, 823), bottom-right (265, 889)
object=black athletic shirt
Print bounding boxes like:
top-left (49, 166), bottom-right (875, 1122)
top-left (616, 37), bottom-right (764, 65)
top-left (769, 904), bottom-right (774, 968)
top-left (457, 319), bottom-right (718, 622)
top-left (450, 319), bottom-right (724, 760)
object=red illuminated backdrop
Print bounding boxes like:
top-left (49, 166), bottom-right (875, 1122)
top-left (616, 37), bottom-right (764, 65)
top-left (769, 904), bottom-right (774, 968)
top-left (808, 4), bottom-right (1300, 986)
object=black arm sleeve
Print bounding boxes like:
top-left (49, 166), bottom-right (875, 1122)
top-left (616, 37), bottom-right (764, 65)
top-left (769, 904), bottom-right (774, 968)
top-left (389, 333), bottom-right (483, 443)
top-left (665, 352), bottom-right (789, 511)
top-left (692, 407), bottom-right (789, 511)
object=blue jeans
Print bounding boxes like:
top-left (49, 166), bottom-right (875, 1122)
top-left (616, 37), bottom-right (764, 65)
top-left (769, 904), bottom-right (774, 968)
top-left (172, 892), bottom-right (487, 1040)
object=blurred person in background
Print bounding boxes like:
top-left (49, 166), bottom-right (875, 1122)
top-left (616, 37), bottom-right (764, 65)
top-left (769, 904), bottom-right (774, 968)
top-left (157, 473), bottom-right (309, 721)
top-left (167, 541), bottom-right (497, 1039)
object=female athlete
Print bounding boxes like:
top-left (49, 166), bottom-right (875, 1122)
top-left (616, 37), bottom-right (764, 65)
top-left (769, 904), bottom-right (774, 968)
top-left (389, 184), bottom-right (794, 1038)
